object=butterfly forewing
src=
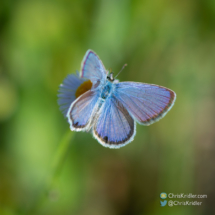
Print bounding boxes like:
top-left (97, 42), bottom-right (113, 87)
top-left (81, 50), bottom-right (107, 85)
top-left (67, 90), bottom-right (100, 131)
top-left (93, 96), bottom-right (135, 148)
top-left (115, 82), bottom-right (176, 125)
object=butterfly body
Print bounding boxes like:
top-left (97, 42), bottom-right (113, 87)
top-left (100, 79), bottom-right (115, 99)
top-left (58, 50), bottom-right (176, 148)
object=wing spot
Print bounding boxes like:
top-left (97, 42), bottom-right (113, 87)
top-left (104, 136), bottom-right (108, 143)
top-left (75, 80), bottom-right (92, 98)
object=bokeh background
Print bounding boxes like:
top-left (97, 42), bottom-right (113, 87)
top-left (0, 0), bottom-right (215, 215)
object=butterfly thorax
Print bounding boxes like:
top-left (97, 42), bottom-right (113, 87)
top-left (100, 80), bottom-right (114, 100)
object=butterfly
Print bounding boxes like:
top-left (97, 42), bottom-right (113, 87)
top-left (58, 50), bottom-right (176, 148)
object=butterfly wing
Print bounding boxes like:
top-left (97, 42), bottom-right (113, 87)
top-left (114, 82), bottom-right (176, 125)
top-left (67, 89), bottom-right (100, 131)
top-left (80, 50), bottom-right (107, 86)
top-left (62, 50), bottom-right (107, 131)
top-left (93, 95), bottom-right (135, 148)
top-left (58, 73), bottom-right (85, 117)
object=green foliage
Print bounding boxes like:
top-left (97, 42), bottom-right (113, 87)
top-left (0, 0), bottom-right (214, 214)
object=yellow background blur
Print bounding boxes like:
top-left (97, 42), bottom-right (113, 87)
top-left (0, 0), bottom-right (215, 215)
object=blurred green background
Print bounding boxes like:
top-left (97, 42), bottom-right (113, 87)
top-left (0, 0), bottom-right (215, 215)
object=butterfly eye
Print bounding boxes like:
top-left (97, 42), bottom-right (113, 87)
top-left (75, 80), bottom-right (92, 98)
top-left (107, 73), bottom-right (114, 82)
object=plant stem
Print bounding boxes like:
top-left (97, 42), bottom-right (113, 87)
top-left (22, 130), bottom-right (74, 215)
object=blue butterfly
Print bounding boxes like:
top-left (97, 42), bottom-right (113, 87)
top-left (58, 50), bottom-right (176, 148)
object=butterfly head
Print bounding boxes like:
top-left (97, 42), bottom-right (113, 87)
top-left (107, 71), bottom-right (114, 82)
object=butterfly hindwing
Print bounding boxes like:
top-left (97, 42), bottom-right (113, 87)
top-left (114, 82), bottom-right (176, 125)
top-left (81, 50), bottom-right (107, 86)
top-left (67, 90), bottom-right (100, 131)
top-left (93, 95), bottom-right (135, 148)
top-left (58, 73), bottom-right (85, 117)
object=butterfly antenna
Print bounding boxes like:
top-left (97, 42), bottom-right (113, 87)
top-left (115, 64), bottom-right (127, 78)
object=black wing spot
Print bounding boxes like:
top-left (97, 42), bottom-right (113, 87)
top-left (75, 122), bottom-right (79, 126)
top-left (103, 136), bottom-right (108, 143)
